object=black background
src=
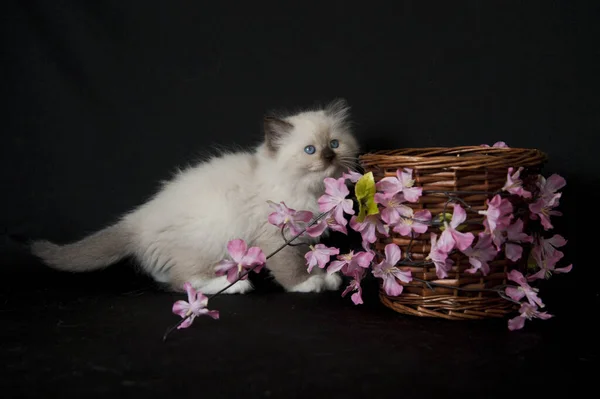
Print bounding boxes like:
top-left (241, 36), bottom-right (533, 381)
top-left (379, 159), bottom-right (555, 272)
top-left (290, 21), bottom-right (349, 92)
top-left (1, 1), bottom-right (598, 398)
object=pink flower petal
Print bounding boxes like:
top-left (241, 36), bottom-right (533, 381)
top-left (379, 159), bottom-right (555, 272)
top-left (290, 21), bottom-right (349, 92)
top-left (544, 174), bottom-right (566, 195)
top-left (505, 243), bottom-right (523, 262)
top-left (318, 195), bottom-right (338, 213)
top-left (227, 239), bottom-right (248, 263)
top-left (183, 282), bottom-right (196, 303)
top-left (305, 252), bottom-right (318, 273)
top-left (214, 260), bottom-right (237, 276)
top-left (434, 259), bottom-right (452, 279)
top-left (402, 187), bottom-right (422, 203)
top-left (295, 210), bottom-right (314, 223)
top-left (436, 230), bottom-right (455, 253)
top-left (172, 300), bottom-right (191, 318)
top-left (547, 234), bottom-right (567, 248)
top-left (382, 275), bottom-right (404, 296)
top-left (508, 315), bottom-right (526, 331)
top-left (384, 243), bottom-right (402, 266)
top-left (376, 177), bottom-right (403, 197)
top-left (343, 170), bottom-right (363, 183)
top-left (526, 269), bottom-right (547, 282)
top-left (331, 205), bottom-right (349, 227)
top-left (177, 315), bottom-right (196, 329)
top-left (505, 287), bottom-right (525, 302)
top-left (354, 251), bottom-right (375, 268)
top-left (450, 229), bottom-right (475, 251)
top-left (351, 291), bottom-right (363, 305)
top-left (450, 204), bottom-right (467, 228)
top-left (555, 264), bottom-right (573, 274)
top-left (391, 268), bottom-right (412, 284)
top-left (226, 267), bottom-right (240, 283)
top-left (198, 309), bottom-right (220, 320)
top-left (305, 218), bottom-right (329, 237)
top-left (242, 246), bottom-right (267, 266)
top-left (507, 269), bottom-right (527, 286)
top-left (327, 260), bottom-right (348, 274)
top-left (465, 258), bottom-right (484, 275)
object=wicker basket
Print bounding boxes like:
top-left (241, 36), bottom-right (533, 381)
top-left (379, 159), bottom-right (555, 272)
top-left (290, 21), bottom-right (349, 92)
top-left (358, 146), bottom-right (548, 320)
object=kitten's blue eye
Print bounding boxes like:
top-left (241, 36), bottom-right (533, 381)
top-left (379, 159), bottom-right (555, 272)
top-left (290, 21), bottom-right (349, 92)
top-left (304, 145), bottom-right (316, 155)
top-left (330, 139), bottom-right (339, 149)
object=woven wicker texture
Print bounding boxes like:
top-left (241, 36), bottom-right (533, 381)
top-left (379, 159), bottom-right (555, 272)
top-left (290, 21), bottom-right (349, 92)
top-left (359, 146), bottom-right (547, 320)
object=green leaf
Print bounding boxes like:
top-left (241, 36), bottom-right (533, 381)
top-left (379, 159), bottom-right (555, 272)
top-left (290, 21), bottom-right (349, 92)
top-left (527, 251), bottom-right (538, 271)
top-left (436, 210), bottom-right (467, 231)
top-left (436, 212), bottom-right (453, 231)
top-left (355, 171), bottom-right (379, 222)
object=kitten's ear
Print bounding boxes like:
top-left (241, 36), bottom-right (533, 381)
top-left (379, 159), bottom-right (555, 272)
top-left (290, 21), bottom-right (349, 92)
top-left (264, 116), bottom-right (293, 152)
top-left (324, 98), bottom-right (351, 120)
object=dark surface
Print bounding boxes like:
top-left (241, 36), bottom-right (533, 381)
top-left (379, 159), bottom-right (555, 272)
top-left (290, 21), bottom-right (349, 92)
top-left (1, 245), bottom-right (596, 398)
top-left (2, 1), bottom-right (599, 398)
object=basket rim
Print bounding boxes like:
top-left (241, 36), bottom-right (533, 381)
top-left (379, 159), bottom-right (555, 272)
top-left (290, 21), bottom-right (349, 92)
top-left (358, 146), bottom-right (548, 170)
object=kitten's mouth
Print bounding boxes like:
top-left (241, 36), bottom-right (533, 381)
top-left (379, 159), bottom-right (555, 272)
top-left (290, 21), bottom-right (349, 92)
top-left (323, 161), bottom-right (344, 177)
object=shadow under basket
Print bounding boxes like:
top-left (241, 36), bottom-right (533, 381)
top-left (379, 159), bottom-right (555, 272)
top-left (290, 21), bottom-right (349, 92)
top-left (358, 146), bottom-right (548, 320)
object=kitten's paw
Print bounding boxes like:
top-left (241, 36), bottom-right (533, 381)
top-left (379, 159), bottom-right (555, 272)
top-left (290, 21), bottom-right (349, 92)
top-left (189, 276), bottom-right (253, 294)
top-left (324, 272), bottom-right (342, 291)
top-left (288, 274), bottom-right (327, 293)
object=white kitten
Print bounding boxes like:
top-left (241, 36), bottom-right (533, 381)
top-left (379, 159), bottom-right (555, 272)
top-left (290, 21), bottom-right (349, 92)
top-left (31, 99), bottom-right (360, 294)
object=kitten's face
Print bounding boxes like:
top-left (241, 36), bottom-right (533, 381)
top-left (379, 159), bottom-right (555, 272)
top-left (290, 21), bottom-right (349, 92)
top-left (265, 100), bottom-right (360, 184)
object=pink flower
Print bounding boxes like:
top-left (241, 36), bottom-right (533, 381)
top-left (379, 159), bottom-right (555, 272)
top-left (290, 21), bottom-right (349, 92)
top-left (349, 215), bottom-right (389, 246)
top-left (505, 270), bottom-right (544, 308)
top-left (375, 192), bottom-right (407, 225)
top-left (529, 195), bottom-right (562, 230)
top-left (440, 204), bottom-right (474, 251)
top-left (502, 167), bottom-right (532, 198)
top-left (504, 219), bottom-right (533, 261)
top-left (305, 214), bottom-right (348, 237)
top-left (327, 250), bottom-right (374, 275)
top-left (537, 174), bottom-right (566, 202)
top-left (535, 234), bottom-right (567, 262)
top-left (372, 243), bottom-right (412, 296)
top-left (479, 194), bottom-right (513, 235)
top-left (527, 248), bottom-right (572, 281)
top-left (376, 168), bottom-right (422, 202)
top-left (388, 205), bottom-right (432, 237)
top-left (318, 177), bottom-right (355, 226)
top-left (462, 233), bottom-right (498, 275)
top-left (508, 303), bottom-right (553, 331)
top-left (305, 244), bottom-right (340, 273)
top-left (341, 269), bottom-right (366, 305)
top-left (427, 233), bottom-right (455, 279)
top-left (267, 201), bottom-right (314, 236)
top-left (342, 169), bottom-right (363, 183)
top-left (480, 141), bottom-right (509, 148)
top-left (214, 239), bottom-right (266, 283)
top-left (172, 283), bottom-right (219, 329)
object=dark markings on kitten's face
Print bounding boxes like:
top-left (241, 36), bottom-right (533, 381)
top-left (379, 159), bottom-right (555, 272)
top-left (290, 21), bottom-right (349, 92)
top-left (321, 146), bottom-right (336, 164)
top-left (264, 116), bottom-right (293, 153)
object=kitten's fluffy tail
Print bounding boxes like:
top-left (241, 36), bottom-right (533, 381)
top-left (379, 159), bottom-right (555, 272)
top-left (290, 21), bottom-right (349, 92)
top-left (31, 223), bottom-right (132, 272)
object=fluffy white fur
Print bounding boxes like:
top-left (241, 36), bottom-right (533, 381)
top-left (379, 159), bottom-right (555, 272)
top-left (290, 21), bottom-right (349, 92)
top-left (31, 99), bottom-right (360, 294)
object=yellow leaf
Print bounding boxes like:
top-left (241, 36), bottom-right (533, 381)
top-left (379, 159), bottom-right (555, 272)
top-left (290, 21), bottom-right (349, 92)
top-left (355, 171), bottom-right (379, 222)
